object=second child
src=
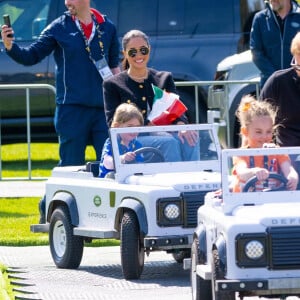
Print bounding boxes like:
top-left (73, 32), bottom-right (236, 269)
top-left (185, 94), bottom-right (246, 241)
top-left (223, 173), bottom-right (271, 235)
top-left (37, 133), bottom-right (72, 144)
top-left (231, 95), bottom-right (298, 192)
top-left (99, 103), bottom-right (144, 178)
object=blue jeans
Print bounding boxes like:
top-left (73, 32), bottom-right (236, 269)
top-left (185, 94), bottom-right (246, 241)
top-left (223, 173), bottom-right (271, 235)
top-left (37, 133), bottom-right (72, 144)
top-left (138, 134), bottom-right (181, 162)
top-left (138, 132), bottom-right (200, 162)
top-left (55, 105), bottom-right (108, 166)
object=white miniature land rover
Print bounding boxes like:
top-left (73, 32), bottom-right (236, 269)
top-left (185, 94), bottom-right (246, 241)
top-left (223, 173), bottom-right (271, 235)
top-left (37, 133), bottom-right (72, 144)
top-left (189, 147), bottom-right (300, 300)
top-left (31, 124), bottom-right (222, 280)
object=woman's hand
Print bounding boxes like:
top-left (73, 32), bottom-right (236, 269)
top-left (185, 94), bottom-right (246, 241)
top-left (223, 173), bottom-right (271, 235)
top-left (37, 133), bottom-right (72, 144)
top-left (177, 130), bottom-right (198, 146)
top-left (176, 121), bottom-right (198, 145)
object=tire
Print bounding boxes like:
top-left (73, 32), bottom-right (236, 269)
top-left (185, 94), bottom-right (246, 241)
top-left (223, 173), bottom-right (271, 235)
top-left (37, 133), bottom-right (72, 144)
top-left (120, 210), bottom-right (145, 279)
top-left (211, 249), bottom-right (235, 300)
top-left (191, 238), bottom-right (212, 300)
top-left (172, 249), bottom-right (191, 263)
top-left (49, 206), bottom-right (84, 269)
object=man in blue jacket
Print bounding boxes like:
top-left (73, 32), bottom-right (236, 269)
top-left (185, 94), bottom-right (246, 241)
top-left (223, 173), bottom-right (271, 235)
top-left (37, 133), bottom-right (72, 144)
top-left (1, 0), bottom-right (120, 166)
top-left (250, 0), bottom-right (300, 88)
top-left (2, 0), bottom-right (120, 223)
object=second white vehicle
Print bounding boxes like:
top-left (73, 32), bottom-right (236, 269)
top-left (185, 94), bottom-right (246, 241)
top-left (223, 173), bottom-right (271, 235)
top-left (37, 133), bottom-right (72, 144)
top-left (190, 147), bottom-right (300, 300)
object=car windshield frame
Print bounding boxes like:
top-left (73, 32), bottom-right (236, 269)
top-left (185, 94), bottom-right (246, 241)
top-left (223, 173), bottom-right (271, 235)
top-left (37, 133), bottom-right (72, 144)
top-left (109, 123), bottom-right (221, 182)
top-left (221, 147), bottom-right (300, 213)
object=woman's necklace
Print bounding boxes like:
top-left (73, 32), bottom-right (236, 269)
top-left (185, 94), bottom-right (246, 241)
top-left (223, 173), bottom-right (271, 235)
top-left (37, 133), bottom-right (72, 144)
top-left (128, 69), bottom-right (148, 82)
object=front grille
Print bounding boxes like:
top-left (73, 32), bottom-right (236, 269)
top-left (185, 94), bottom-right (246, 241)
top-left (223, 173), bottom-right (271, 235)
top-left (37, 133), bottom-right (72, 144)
top-left (268, 226), bottom-right (300, 269)
top-left (181, 191), bottom-right (208, 228)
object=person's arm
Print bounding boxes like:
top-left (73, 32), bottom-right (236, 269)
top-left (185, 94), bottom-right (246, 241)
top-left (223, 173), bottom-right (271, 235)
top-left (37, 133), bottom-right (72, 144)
top-left (2, 23), bottom-right (56, 66)
top-left (106, 18), bottom-right (121, 73)
top-left (103, 154), bottom-right (114, 169)
top-left (259, 72), bottom-right (278, 103)
top-left (103, 79), bottom-right (122, 126)
top-left (233, 158), bottom-right (269, 182)
top-left (250, 13), bottom-right (276, 78)
top-left (280, 160), bottom-right (299, 190)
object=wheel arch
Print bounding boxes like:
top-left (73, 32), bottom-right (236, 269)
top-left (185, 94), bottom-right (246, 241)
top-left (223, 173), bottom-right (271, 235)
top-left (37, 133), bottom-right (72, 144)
top-left (193, 223), bottom-right (207, 264)
top-left (114, 198), bottom-right (148, 236)
top-left (212, 234), bottom-right (227, 276)
top-left (47, 191), bottom-right (79, 226)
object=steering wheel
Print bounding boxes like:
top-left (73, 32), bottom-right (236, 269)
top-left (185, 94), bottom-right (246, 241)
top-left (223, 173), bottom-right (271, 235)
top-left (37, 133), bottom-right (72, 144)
top-left (242, 173), bottom-right (288, 192)
top-left (133, 147), bottom-right (165, 163)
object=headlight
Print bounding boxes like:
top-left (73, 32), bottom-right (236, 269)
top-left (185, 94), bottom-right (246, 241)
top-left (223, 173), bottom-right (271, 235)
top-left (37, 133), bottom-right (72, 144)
top-left (157, 198), bottom-right (183, 227)
top-left (164, 204), bottom-right (180, 220)
top-left (236, 233), bottom-right (268, 268)
top-left (245, 240), bottom-right (264, 260)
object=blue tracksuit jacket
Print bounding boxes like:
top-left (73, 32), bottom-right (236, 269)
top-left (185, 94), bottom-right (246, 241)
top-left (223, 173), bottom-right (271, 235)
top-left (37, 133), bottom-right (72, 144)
top-left (250, 1), bottom-right (300, 87)
top-left (6, 10), bottom-right (120, 108)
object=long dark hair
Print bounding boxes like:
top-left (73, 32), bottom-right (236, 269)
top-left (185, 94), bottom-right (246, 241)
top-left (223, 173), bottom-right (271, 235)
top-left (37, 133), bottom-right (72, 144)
top-left (121, 29), bottom-right (150, 70)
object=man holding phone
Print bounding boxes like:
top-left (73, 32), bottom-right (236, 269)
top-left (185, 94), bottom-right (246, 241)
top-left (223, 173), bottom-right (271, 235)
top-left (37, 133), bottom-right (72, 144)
top-left (1, 0), bottom-right (120, 166)
top-left (1, 0), bottom-right (121, 223)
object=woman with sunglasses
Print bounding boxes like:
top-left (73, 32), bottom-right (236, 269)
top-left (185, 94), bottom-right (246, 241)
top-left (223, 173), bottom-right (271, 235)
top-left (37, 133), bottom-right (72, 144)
top-left (103, 29), bottom-right (199, 162)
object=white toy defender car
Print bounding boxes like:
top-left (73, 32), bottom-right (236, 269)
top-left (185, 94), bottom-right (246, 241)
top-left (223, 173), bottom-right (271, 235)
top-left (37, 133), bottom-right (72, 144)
top-left (31, 124), bottom-right (222, 280)
top-left (189, 147), bottom-right (300, 300)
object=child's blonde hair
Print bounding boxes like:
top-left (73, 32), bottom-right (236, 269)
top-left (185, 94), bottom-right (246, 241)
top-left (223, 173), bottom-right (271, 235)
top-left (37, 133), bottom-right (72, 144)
top-left (291, 31), bottom-right (300, 56)
top-left (236, 95), bottom-right (277, 129)
top-left (111, 103), bottom-right (144, 127)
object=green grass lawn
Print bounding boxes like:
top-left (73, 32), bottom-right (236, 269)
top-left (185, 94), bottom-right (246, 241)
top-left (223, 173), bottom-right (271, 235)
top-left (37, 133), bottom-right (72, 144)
top-left (1, 143), bottom-right (96, 178)
top-left (0, 143), bottom-right (119, 247)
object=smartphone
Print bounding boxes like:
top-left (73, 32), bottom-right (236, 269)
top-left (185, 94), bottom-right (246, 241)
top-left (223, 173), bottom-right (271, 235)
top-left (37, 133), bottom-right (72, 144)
top-left (3, 14), bottom-right (13, 38)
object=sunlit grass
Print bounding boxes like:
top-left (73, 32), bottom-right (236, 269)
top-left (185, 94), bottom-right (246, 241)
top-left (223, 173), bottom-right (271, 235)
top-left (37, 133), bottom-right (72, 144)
top-left (0, 197), bottom-right (119, 247)
top-left (0, 197), bottom-right (47, 245)
top-left (1, 143), bottom-right (97, 178)
top-left (0, 263), bottom-right (15, 300)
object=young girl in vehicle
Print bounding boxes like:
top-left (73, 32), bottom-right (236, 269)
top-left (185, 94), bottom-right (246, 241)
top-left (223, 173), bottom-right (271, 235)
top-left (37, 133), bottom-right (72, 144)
top-left (231, 95), bottom-right (298, 192)
top-left (99, 103), bottom-right (144, 178)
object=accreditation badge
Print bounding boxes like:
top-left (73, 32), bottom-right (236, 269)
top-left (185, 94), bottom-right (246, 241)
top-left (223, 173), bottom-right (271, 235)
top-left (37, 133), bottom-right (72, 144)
top-left (97, 57), bottom-right (113, 80)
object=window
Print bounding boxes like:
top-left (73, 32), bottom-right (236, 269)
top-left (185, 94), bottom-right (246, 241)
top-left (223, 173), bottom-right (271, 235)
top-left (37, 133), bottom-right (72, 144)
top-left (0, 0), bottom-right (50, 41)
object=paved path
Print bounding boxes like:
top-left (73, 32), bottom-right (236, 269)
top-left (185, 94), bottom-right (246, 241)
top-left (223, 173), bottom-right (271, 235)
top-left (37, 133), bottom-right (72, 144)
top-left (0, 180), bottom-right (46, 197)
top-left (0, 246), bottom-right (191, 300)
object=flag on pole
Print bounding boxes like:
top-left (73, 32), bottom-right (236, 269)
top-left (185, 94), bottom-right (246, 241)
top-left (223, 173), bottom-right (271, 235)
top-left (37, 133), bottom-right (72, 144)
top-left (148, 84), bottom-right (187, 125)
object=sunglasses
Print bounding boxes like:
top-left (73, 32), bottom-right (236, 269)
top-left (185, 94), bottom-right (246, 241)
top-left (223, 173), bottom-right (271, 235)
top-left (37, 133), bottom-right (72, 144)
top-left (127, 46), bottom-right (149, 58)
top-left (291, 57), bottom-right (300, 71)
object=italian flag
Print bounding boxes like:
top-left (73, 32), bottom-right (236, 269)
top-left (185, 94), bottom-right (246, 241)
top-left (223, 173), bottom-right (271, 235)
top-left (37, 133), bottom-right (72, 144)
top-left (148, 84), bottom-right (187, 125)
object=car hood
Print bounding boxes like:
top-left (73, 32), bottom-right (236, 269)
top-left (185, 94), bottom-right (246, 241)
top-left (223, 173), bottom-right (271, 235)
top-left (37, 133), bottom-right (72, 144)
top-left (125, 171), bottom-right (221, 192)
top-left (232, 202), bottom-right (300, 227)
top-left (218, 50), bottom-right (252, 70)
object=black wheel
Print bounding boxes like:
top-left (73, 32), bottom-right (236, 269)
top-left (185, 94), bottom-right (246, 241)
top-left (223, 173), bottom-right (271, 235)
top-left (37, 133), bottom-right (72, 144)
top-left (120, 210), bottom-right (145, 279)
top-left (191, 238), bottom-right (212, 300)
top-left (172, 249), bottom-right (191, 263)
top-left (242, 173), bottom-right (288, 192)
top-left (134, 147), bottom-right (165, 163)
top-left (211, 249), bottom-right (235, 300)
top-left (49, 206), bottom-right (84, 269)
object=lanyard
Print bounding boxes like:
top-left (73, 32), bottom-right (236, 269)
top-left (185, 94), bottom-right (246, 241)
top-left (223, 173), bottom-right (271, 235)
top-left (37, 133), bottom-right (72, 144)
top-left (75, 14), bottom-right (105, 64)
